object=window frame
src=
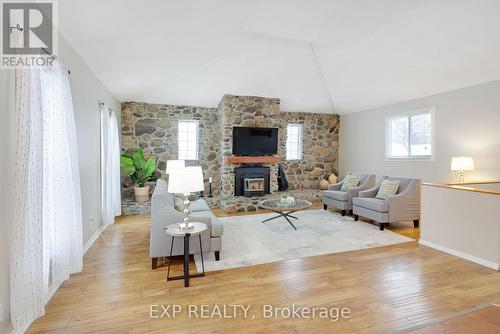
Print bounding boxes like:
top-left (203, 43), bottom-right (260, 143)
top-left (177, 119), bottom-right (199, 161)
top-left (385, 107), bottom-right (435, 161)
top-left (286, 123), bottom-right (304, 161)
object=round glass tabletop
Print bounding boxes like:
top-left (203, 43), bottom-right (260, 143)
top-left (259, 198), bottom-right (312, 211)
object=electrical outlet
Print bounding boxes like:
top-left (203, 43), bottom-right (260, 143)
top-left (90, 217), bottom-right (96, 229)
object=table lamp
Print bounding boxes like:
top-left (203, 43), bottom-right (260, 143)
top-left (165, 159), bottom-right (185, 175)
top-left (167, 166), bottom-right (204, 229)
top-left (451, 157), bottom-right (474, 183)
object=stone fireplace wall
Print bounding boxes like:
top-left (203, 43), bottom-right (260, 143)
top-left (219, 95), bottom-right (282, 200)
top-left (120, 95), bottom-right (339, 214)
top-left (218, 94), bottom-right (340, 212)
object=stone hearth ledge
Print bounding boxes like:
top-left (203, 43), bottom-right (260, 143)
top-left (220, 189), bottom-right (322, 213)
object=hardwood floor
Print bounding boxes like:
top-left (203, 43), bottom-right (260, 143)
top-left (27, 206), bottom-right (499, 333)
top-left (406, 304), bottom-right (500, 333)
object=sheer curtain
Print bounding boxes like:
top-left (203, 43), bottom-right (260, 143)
top-left (10, 63), bottom-right (83, 332)
top-left (10, 68), bottom-right (45, 332)
top-left (101, 105), bottom-right (121, 226)
top-left (40, 64), bottom-right (83, 298)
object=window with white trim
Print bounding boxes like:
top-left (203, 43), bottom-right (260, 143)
top-left (286, 124), bottom-right (303, 160)
top-left (385, 108), bottom-right (435, 159)
top-left (178, 120), bottom-right (199, 160)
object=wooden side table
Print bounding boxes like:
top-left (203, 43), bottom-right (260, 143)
top-left (165, 222), bottom-right (207, 287)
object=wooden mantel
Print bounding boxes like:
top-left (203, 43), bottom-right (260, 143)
top-left (226, 155), bottom-right (282, 164)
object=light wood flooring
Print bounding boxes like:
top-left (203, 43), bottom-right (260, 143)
top-left (407, 304), bottom-right (500, 333)
top-left (27, 204), bottom-right (500, 333)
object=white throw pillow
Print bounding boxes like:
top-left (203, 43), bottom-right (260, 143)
top-left (340, 175), bottom-right (361, 191)
top-left (375, 180), bottom-right (400, 199)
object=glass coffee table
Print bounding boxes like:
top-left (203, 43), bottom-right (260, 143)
top-left (259, 199), bottom-right (312, 230)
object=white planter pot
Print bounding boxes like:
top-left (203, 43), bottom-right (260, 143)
top-left (134, 185), bottom-right (150, 202)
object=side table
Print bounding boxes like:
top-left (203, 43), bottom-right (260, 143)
top-left (165, 222), bottom-right (207, 287)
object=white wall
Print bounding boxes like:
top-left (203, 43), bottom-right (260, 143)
top-left (59, 36), bottom-right (121, 244)
top-left (420, 185), bottom-right (500, 270)
top-left (340, 79), bottom-right (500, 183)
top-left (0, 35), bottom-right (120, 333)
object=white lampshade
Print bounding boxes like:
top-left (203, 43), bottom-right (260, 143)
top-left (451, 157), bottom-right (475, 171)
top-left (166, 160), bottom-right (185, 174)
top-left (168, 166), bottom-right (204, 193)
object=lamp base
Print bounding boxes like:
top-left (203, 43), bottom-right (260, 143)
top-left (180, 192), bottom-right (193, 230)
top-left (458, 170), bottom-right (465, 183)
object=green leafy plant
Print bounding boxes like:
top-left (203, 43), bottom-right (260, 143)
top-left (120, 149), bottom-right (157, 187)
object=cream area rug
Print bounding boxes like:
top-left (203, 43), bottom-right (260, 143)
top-left (194, 209), bottom-right (414, 272)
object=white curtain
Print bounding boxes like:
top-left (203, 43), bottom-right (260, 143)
top-left (101, 106), bottom-right (121, 226)
top-left (10, 68), bottom-right (46, 332)
top-left (40, 64), bottom-right (83, 298)
top-left (10, 63), bottom-right (83, 332)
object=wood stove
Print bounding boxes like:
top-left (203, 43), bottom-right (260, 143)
top-left (234, 166), bottom-right (270, 197)
top-left (244, 177), bottom-right (265, 196)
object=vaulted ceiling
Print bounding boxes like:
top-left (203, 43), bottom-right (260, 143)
top-left (59, 0), bottom-right (500, 114)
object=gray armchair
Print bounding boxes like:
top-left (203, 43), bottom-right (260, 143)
top-left (352, 176), bottom-right (421, 230)
top-left (150, 179), bottom-right (223, 269)
top-left (322, 172), bottom-right (376, 216)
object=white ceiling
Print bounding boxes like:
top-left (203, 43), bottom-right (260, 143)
top-left (59, 0), bottom-right (500, 114)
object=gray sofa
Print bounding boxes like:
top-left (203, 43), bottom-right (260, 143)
top-left (150, 179), bottom-right (223, 269)
top-left (352, 176), bottom-right (421, 230)
top-left (322, 172), bottom-right (376, 216)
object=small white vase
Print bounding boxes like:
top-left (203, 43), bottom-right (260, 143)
top-left (286, 196), bottom-right (296, 206)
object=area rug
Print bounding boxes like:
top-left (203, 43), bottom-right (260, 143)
top-left (194, 209), bottom-right (414, 272)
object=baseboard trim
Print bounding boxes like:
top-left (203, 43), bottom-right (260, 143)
top-left (83, 224), bottom-right (106, 255)
top-left (419, 239), bottom-right (499, 270)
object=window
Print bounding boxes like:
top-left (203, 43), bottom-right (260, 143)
top-left (385, 108), bottom-right (435, 159)
top-left (286, 124), bottom-right (303, 160)
top-left (178, 120), bottom-right (199, 160)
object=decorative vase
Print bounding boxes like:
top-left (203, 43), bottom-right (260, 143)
top-left (279, 195), bottom-right (287, 205)
top-left (328, 173), bottom-right (338, 184)
top-left (279, 194), bottom-right (295, 206)
top-left (134, 185), bottom-right (150, 202)
top-left (319, 179), bottom-right (329, 190)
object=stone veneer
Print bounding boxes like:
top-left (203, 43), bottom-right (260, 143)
top-left (218, 95), bottom-right (339, 212)
top-left (121, 102), bottom-right (221, 214)
top-left (218, 95), bottom-right (281, 201)
top-left (121, 95), bottom-right (339, 215)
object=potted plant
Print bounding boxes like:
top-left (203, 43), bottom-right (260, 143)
top-left (120, 149), bottom-right (157, 202)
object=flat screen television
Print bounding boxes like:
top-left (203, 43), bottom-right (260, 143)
top-left (232, 127), bottom-right (278, 156)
